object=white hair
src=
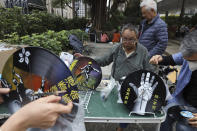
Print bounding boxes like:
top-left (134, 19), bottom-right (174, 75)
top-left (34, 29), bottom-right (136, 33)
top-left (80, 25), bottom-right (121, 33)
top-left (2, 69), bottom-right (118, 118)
top-left (140, 0), bottom-right (157, 12)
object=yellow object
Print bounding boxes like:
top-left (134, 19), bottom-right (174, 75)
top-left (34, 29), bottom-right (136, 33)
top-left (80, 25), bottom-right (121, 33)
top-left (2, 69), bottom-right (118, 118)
top-left (167, 66), bottom-right (180, 83)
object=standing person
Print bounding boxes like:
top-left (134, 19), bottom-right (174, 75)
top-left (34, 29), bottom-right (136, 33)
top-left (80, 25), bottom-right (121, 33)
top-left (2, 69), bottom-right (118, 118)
top-left (139, 0), bottom-right (168, 58)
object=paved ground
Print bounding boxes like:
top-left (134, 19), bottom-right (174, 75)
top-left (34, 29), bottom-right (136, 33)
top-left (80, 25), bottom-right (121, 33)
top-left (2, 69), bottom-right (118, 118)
top-left (84, 41), bottom-right (180, 131)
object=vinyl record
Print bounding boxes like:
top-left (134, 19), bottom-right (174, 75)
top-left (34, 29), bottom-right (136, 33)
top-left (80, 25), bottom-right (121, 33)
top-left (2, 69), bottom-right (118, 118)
top-left (168, 105), bottom-right (197, 124)
top-left (69, 56), bottom-right (102, 90)
top-left (2, 47), bottom-right (79, 106)
top-left (121, 70), bottom-right (166, 115)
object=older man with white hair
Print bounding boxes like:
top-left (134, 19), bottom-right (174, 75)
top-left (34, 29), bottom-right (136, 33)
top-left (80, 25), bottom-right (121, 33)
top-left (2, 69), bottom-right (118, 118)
top-left (139, 0), bottom-right (168, 58)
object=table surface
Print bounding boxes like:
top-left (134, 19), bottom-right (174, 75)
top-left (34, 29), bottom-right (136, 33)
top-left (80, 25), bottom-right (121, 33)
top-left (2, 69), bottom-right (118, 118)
top-left (84, 89), bottom-right (166, 123)
top-left (0, 89), bottom-right (166, 123)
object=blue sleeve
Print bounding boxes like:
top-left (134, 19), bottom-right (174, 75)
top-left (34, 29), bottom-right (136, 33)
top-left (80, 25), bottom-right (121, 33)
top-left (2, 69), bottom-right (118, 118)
top-left (172, 52), bottom-right (184, 65)
top-left (149, 23), bottom-right (168, 57)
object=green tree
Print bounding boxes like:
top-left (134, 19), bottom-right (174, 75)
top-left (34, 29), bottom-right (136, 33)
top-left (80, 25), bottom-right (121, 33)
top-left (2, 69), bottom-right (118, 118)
top-left (52, 0), bottom-right (78, 17)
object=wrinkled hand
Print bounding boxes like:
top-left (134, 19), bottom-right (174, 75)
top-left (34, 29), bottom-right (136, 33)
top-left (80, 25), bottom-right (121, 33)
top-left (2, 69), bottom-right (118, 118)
top-left (0, 81), bottom-right (10, 104)
top-left (189, 113), bottom-right (197, 128)
top-left (129, 72), bottom-right (158, 101)
top-left (74, 53), bottom-right (83, 58)
top-left (1, 95), bottom-right (73, 131)
top-left (149, 55), bottom-right (163, 65)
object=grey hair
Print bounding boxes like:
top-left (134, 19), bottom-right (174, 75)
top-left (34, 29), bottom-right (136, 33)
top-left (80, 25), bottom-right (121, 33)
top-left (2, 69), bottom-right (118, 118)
top-left (121, 24), bottom-right (139, 35)
top-left (140, 0), bottom-right (157, 12)
top-left (180, 30), bottom-right (197, 57)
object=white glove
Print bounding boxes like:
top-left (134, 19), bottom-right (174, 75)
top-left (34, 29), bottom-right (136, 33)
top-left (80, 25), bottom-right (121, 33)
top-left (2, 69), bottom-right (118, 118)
top-left (129, 72), bottom-right (158, 115)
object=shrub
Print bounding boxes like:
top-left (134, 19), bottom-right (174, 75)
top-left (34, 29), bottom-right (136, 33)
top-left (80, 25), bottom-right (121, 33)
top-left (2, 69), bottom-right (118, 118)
top-left (0, 7), bottom-right (88, 39)
top-left (2, 29), bottom-right (88, 55)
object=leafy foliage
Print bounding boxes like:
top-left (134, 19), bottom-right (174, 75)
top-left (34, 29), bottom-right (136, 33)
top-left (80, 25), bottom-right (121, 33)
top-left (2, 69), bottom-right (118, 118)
top-left (2, 30), bottom-right (88, 55)
top-left (0, 7), bottom-right (88, 39)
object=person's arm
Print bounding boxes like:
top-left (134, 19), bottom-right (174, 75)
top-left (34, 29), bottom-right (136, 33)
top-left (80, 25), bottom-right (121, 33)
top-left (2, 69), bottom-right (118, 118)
top-left (0, 82), bottom-right (73, 131)
top-left (149, 52), bottom-right (184, 66)
top-left (149, 23), bottom-right (168, 57)
top-left (1, 95), bottom-right (73, 131)
top-left (158, 55), bottom-right (176, 66)
top-left (94, 44), bottom-right (119, 67)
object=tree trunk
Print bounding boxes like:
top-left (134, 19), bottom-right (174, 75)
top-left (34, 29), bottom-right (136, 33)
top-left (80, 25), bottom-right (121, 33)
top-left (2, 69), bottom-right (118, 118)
top-left (178, 0), bottom-right (185, 33)
top-left (60, 0), bottom-right (63, 17)
top-left (93, 0), bottom-right (107, 30)
top-left (179, 0), bottom-right (185, 22)
top-left (72, 0), bottom-right (75, 18)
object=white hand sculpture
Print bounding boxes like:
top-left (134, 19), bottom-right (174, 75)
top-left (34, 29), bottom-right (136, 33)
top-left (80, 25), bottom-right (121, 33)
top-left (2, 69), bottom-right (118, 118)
top-left (129, 72), bottom-right (158, 115)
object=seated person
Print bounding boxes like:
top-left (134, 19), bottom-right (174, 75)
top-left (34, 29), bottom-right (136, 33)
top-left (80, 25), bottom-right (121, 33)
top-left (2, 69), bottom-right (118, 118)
top-left (112, 29), bottom-right (121, 43)
top-left (100, 32), bottom-right (109, 43)
top-left (76, 24), bottom-right (154, 82)
top-left (149, 30), bottom-right (197, 131)
top-left (76, 24), bottom-right (155, 131)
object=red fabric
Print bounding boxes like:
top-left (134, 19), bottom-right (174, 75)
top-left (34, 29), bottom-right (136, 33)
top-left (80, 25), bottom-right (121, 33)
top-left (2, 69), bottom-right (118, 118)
top-left (112, 33), bottom-right (121, 42)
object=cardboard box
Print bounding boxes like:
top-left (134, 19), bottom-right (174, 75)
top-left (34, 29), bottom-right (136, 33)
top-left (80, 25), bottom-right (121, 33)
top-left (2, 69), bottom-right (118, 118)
top-left (0, 49), bottom-right (17, 74)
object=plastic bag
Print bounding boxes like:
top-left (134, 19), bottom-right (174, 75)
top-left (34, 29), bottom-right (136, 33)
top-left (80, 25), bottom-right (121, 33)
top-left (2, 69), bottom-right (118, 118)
top-left (60, 52), bottom-right (74, 67)
top-left (100, 77), bottom-right (118, 101)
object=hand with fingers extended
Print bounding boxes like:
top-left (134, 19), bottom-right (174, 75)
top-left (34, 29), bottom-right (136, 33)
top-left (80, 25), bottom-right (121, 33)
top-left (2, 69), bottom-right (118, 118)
top-left (189, 113), bottom-right (197, 128)
top-left (1, 95), bottom-right (73, 131)
top-left (129, 72), bottom-right (158, 114)
top-left (149, 55), bottom-right (163, 65)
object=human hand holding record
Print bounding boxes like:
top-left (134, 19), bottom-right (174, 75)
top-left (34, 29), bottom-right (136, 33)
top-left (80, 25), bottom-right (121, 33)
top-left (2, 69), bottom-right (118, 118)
top-left (121, 70), bottom-right (166, 115)
top-left (1, 95), bottom-right (73, 131)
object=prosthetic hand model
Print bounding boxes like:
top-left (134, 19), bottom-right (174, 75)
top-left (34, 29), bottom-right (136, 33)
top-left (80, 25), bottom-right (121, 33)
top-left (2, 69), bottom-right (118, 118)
top-left (129, 72), bottom-right (158, 115)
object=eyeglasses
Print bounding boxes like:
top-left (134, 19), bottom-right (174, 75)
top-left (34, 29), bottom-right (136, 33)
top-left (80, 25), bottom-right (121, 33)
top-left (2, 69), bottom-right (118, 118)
top-left (122, 37), bottom-right (137, 43)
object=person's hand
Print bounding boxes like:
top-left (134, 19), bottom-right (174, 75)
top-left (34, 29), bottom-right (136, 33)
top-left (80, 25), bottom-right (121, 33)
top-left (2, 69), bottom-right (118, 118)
top-left (74, 53), bottom-right (83, 58)
top-left (149, 55), bottom-right (163, 65)
top-left (188, 113), bottom-right (197, 128)
top-left (1, 95), bottom-right (73, 131)
top-left (0, 81), bottom-right (10, 104)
